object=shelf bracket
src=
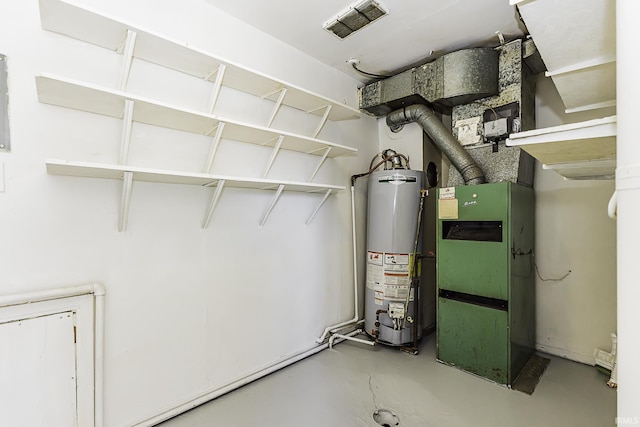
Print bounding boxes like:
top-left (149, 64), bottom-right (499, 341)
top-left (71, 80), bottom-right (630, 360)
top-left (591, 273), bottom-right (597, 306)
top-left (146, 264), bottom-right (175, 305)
top-left (118, 30), bottom-right (137, 91)
top-left (309, 105), bottom-right (332, 138)
top-left (305, 189), bottom-right (332, 225)
top-left (203, 122), bottom-right (226, 173)
top-left (309, 147), bottom-right (331, 181)
top-left (201, 179), bottom-right (226, 229)
top-left (206, 64), bottom-right (227, 114)
top-left (264, 88), bottom-right (287, 127)
top-left (259, 184), bottom-right (285, 226)
top-left (263, 135), bottom-right (284, 178)
top-left (118, 171), bottom-right (134, 232)
top-left (118, 99), bottom-right (135, 165)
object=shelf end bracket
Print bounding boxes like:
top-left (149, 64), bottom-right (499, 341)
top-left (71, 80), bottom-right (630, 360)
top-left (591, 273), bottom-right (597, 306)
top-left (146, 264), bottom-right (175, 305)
top-left (263, 135), bottom-right (284, 178)
top-left (259, 184), bottom-right (285, 226)
top-left (202, 179), bottom-right (226, 229)
top-left (118, 171), bottom-right (134, 232)
top-left (305, 188), bottom-right (333, 225)
top-left (118, 30), bottom-right (138, 91)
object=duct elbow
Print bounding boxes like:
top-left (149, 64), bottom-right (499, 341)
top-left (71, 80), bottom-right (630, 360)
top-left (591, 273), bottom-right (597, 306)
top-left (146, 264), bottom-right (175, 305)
top-left (385, 104), bottom-right (486, 186)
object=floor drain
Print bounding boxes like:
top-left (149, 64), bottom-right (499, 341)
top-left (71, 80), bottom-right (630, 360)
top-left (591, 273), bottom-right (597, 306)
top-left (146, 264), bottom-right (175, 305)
top-left (372, 409), bottom-right (400, 426)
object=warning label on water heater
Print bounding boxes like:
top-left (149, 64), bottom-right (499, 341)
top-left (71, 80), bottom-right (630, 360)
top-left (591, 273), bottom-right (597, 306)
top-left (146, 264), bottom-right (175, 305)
top-left (366, 251), bottom-right (414, 305)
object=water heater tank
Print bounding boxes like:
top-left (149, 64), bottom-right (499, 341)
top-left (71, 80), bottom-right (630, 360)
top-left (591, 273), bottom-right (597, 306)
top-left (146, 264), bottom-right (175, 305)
top-left (364, 169), bottom-right (425, 346)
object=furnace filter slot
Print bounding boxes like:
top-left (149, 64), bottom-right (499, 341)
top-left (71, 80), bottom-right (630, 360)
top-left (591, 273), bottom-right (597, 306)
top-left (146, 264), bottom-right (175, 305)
top-left (442, 220), bottom-right (503, 242)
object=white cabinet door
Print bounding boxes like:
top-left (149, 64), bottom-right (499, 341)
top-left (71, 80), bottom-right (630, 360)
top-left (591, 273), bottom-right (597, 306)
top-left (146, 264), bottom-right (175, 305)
top-left (0, 312), bottom-right (77, 427)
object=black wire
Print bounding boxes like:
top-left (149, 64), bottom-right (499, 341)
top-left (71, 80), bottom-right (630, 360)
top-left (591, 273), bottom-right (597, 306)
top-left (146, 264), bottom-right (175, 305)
top-left (532, 252), bottom-right (572, 282)
top-left (351, 63), bottom-right (389, 79)
top-left (513, 248), bottom-right (572, 282)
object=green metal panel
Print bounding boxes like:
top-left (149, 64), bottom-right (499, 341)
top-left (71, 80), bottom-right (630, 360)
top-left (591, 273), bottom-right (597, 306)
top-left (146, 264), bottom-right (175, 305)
top-left (436, 182), bottom-right (535, 386)
top-left (437, 297), bottom-right (509, 384)
top-left (508, 183), bottom-right (536, 384)
top-left (437, 182), bottom-right (510, 299)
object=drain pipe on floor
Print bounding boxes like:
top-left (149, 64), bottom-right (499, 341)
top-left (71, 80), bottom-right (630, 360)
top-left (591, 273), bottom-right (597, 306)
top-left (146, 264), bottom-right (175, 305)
top-left (386, 104), bottom-right (486, 185)
top-left (329, 329), bottom-right (375, 349)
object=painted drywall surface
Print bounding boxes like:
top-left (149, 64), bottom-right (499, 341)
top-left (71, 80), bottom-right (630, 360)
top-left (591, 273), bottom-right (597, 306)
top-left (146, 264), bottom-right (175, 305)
top-left (0, 1), bottom-right (377, 426)
top-left (534, 75), bottom-right (617, 364)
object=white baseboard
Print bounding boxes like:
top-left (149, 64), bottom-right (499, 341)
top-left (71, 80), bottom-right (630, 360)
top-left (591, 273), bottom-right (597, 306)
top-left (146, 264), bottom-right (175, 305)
top-left (536, 343), bottom-right (596, 366)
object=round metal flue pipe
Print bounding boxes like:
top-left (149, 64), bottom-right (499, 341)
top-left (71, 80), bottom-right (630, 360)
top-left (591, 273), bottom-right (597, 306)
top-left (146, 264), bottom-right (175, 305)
top-left (386, 104), bottom-right (486, 185)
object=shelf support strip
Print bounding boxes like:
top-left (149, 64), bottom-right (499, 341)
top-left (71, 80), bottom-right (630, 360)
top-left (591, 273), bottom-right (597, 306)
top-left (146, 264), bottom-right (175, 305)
top-left (203, 122), bottom-right (226, 173)
top-left (311, 105), bottom-right (332, 138)
top-left (263, 136), bottom-right (284, 178)
top-left (118, 30), bottom-right (137, 91)
top-left (118, 171), bottom-right (134, 232)
top-left (118, 100), bottom-right (135, 165)
top-left (265, 88), bottom-right (287, 128)
top-left (259, 184), bottom-right (285, 226)
top-left (201, 179), bottom-right (226, 229)
top-left (305, 189), bottom-right (332, 225)
top-left (207, 64), bottom-right (227, 114)
top-left (309, 147), bottom-right (331, 181)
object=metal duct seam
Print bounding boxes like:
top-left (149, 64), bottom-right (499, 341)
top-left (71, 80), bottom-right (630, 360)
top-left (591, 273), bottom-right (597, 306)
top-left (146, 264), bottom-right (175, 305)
top-left (385, 105), bottom-right (486, 185)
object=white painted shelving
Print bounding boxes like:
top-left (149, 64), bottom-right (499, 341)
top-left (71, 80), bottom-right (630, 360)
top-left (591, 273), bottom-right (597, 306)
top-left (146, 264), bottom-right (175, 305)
top-left (38, 0), bottom-right (361, 122)
top-left (513, 0), bottom-right (616, 114)
top-left (36, 74), bottom-right (357, 159)
top-left (38, 0), bottom-right (360, 230)
top-left (47, 159), bottom-right (345, 230)
top-left (506, 116), bottom-right (616, 180)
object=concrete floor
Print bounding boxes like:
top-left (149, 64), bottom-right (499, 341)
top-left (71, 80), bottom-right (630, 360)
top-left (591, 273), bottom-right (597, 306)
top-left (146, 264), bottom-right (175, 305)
top-left (159, 333), bottom-right (616, 427)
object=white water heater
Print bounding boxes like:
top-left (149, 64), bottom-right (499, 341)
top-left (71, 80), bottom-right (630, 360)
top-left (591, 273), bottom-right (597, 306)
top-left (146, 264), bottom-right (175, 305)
top-left (364, 168), bottom-right (425, 346)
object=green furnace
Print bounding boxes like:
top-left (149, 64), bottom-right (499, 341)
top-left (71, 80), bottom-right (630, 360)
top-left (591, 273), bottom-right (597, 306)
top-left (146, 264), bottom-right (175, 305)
top-left (436, 181), bottom-right (535, 385)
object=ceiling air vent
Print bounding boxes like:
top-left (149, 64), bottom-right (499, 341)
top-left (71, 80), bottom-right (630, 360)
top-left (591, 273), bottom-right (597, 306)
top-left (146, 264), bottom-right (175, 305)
top-left (323, 0), bottom-right (388, 39)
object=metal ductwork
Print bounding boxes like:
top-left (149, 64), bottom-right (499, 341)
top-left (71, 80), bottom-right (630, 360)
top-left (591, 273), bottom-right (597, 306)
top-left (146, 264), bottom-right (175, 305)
top-left (386, 105), bottom-right (486, 185)
top-left (360, 48), bottom-right (499, 117)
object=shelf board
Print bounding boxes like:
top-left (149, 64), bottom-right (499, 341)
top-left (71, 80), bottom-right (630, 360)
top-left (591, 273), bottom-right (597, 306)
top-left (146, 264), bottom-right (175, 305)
top-left (515, 0), bottom-right (616, 113)
top-left (46, 159), bottom-right (346, 193)
top-left (542, 159), bottom-right (615, 180)
top-left (38, 0), bottom-right (361, 121)
top-left (506, 116), bottom-right (616, 179)
top-left (36, 74), bottom-right (357, 157)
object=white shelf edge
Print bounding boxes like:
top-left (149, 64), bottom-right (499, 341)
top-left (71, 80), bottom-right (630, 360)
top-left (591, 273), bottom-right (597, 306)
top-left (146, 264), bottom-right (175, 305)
top-left (545, 55), bottom-right (615, 78)
top-left (506, 115), bottom-right (617, 146)
top-left (507, 116), bottom-right (617, 179)
top-left (45, 159), bottom-right (346, 193)
top-left (36, 73), bottom-right (357, 158)
top-left (542, 159), bottom-right (616, 171)
top-left (542, 159), bottom-right (616, 180)
top-left (38, 0), bottom-right (361, 122)
top-left (564, 100), bottom-right (616, 114)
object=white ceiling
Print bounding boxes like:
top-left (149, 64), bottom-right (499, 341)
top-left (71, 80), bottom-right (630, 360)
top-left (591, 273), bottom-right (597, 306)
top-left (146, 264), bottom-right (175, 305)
top-left (201, 0), bottom-right (527, 82)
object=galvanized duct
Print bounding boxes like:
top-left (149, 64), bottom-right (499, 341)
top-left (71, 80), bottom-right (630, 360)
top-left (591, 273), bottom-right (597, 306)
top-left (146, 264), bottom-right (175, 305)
top-left (386, 105), bottom-right (486, 185)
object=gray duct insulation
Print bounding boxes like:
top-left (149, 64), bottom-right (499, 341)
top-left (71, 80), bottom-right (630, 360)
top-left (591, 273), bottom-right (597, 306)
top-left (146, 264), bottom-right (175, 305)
top-left (386, 105), bottom-right (486, 185)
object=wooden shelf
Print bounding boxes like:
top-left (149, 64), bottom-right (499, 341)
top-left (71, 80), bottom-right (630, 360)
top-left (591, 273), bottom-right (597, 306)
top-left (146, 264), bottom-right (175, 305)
top-left (38, 0), bottom-right (361, 122)
top-left (36, 74), bottom-right (357, 158)
top-left (47, 159), bottom-right (345, 230)
top-left (506, 116), bottom-right (616, 179)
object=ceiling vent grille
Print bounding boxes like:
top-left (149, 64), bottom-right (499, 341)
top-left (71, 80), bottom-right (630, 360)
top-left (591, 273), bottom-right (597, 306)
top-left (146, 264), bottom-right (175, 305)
top-left (323, 0), bottom-right (388, 39)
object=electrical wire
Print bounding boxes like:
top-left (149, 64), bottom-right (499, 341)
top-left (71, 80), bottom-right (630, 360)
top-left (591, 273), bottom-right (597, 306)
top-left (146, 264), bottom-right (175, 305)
top-left (470, 101), bottom-right (499, 120)
top-left (351, 63), bottom-right (390, 79)
top-left (533, 252), bottom-right (572, 282)
top-left (513, 248), bottom-right (572, 282)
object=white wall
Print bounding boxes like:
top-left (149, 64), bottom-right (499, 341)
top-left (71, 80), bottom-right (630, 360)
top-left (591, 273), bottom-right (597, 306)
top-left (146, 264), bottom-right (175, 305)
top-left (0, 1), bottom-right (377, 425)
top-left (534, 75), bottom-right (617, 364)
